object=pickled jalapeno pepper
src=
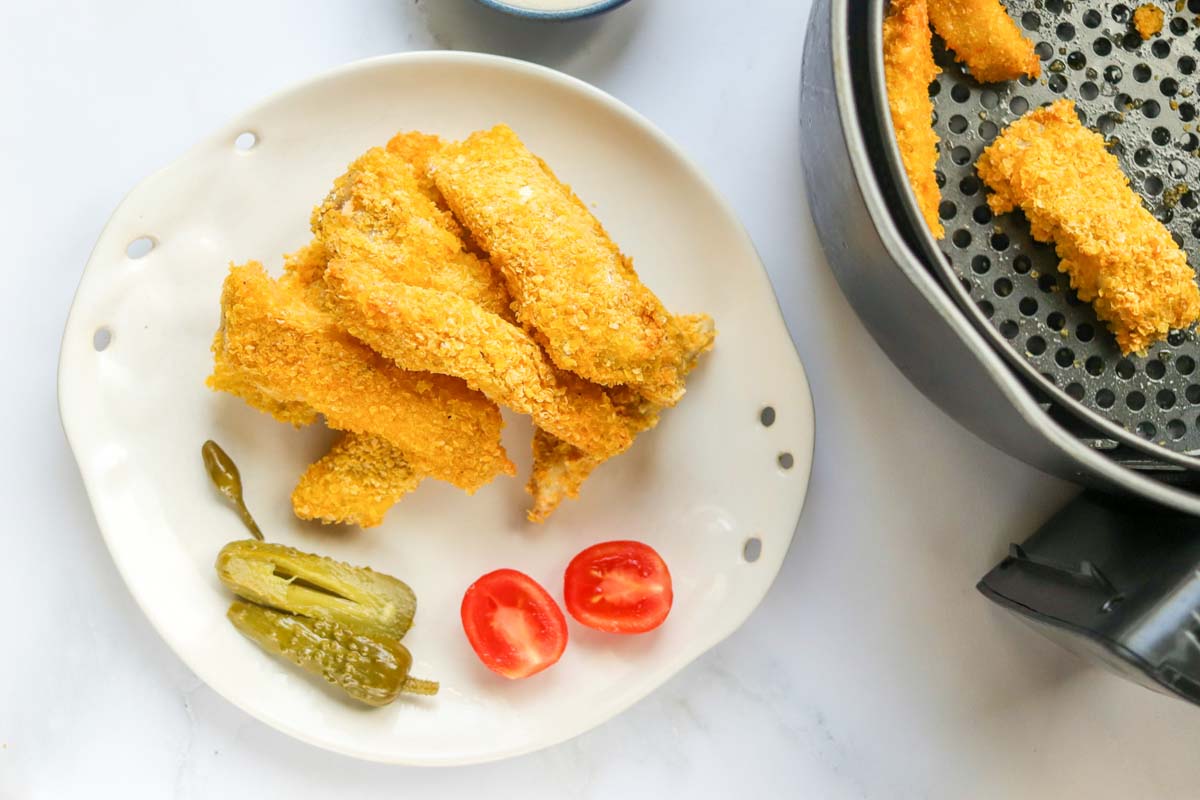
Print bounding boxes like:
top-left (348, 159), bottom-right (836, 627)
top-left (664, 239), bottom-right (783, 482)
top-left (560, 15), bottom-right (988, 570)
top-left (202, 440), bottom-right (263, 540)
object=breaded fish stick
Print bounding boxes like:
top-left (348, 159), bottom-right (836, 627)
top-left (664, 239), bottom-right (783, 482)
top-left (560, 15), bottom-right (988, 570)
top-left (278, 242), bottom-right (431, 525)
top-left (526, 387), bottom-right (660, 522)
top-left (313, 146), bottom-right (512, 318)
top-left (385, 131), bottom-right (482, 249)
top-left (286, 140), bottom-right (516, 525)
top-left (212, 240), bottom-right (328, 426)
top-left (280, 239), bottom-right (329, 298)
top-left (292, 432), bottom-right (421, 528)
top-left (324, 259), bottom-right (634, 458)
top-left (927, 0), bottom-right (1040, 83)
top-left (527, 430), bottom-right (604, 523)
top-left (210, 262), bottom-right (514, 491)
top-left (430, 125), bottom-right (708, 407)
top-left (883, 0), bottom-right (944, 238)
top-left (211, 355), bottom-right (418, 527)
top-left (526, 316), bottom-right (714, 522)
top-left (208, 358), bottom-right (319, 427)
top-left (977, 100), bottom-right (1200, 354)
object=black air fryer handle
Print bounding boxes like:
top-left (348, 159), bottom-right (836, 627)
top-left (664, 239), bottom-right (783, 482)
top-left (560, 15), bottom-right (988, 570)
top-left (979, 492), bottom-right (1200, 706)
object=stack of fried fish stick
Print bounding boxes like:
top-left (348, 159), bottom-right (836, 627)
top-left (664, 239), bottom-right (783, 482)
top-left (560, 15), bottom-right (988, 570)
top-left (209, 127), bottom-right (714, 525)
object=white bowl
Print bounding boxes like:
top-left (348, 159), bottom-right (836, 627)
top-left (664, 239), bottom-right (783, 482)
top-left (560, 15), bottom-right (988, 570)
top-left (59, 51), bottom-right (814, 765)
top-left (474, 0), bottom-right (631, 21)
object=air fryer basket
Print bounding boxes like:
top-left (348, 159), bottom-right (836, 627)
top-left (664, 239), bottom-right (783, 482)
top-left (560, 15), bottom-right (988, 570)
top-left (869, 0), bottom-right (1200, 466)
top-left (802, 0), bottom-right (1200, 515)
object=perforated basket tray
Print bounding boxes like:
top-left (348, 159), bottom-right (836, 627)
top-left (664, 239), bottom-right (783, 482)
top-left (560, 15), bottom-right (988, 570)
top-left (872, 0), bottom-right (1200, 467)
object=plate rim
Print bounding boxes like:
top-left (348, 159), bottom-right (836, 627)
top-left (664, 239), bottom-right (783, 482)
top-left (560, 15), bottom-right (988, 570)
top-left (58, 50), bottom-right (816, 765)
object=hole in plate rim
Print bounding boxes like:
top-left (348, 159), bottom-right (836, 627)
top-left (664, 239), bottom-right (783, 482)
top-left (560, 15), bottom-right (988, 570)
top-left (234, 130), bottom-right (259, 151)
top-left (743, 536), bottom-right (763, 563)
top-left (125, 236), bottom-right (156, 259)
top-left (759, 406), bottom-right (776, 427)
top-left (93, 326), bottom-right (112, 352)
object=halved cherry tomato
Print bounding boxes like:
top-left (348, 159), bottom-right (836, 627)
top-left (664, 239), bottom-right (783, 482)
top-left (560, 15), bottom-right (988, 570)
top-left (461, 569), bottom-right (568, 679)
top-left (563, 541), bottom-right (673, 634)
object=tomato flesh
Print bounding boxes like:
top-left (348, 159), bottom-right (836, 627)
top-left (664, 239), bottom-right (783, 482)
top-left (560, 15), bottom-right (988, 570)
top-left (460, 569), bottom-right (567, 679)
top-left (563, 541), bottom-right (673, 634)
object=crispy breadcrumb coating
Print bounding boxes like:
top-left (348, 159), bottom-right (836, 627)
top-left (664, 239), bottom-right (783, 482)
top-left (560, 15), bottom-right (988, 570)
top-left (526, 386), bottom-right (662, 522)
top-left (384, 131), bottom-right (480, 247)
top-left (280, 138), bottom-right (518, 525)
top-left (525, 317), bottom-right (712, 520)
top-left (292, 432), bottom-right (421, 528)
top-left (324, 259), bottom-right (634, 457)
top-left (278, 240), bottom-right (430, 524)
top-left (210, 241), bottom-right (326, 426)
top-left (312, 145), bottom-right (512, 318)
top-left (208, 359), bottom-right (319, 427)
top-left (526, 317), bottom-right (714, 522)
top-left (883, 0), bottom-right (944, 238)
top-left (220, 127), bottom-right (715, 524)
top-left (430, 125), bottom-right (713, 407)
top-left (526, 429), bottom-right (604, 523)
top-left (927, 0), bottom-right (1040, 83)
top-left (281, 239), bottom-right (330, 297)
top-left (385, 131), bottom-right (451, 206)
top-left (209, 262), bottom-right (514, 491)
top-left (1133, 4), bottom-right (1164, 39)
top-left (977, 100), bottom-right (1200, 354)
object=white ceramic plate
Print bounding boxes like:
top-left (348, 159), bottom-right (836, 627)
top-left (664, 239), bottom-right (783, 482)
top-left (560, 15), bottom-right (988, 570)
top-left (59, 52), bottom-right (813, 765)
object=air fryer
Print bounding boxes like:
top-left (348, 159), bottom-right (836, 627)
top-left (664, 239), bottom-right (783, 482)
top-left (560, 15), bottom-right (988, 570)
top-left (801, 0), bottom-right (1200, 707)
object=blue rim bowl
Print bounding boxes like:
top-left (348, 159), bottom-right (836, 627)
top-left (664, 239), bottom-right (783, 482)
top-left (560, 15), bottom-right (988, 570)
top-left (473, 0), bottom-right (632, 20)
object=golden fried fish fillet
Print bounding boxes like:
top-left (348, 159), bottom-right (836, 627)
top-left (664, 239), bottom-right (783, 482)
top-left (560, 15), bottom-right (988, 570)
top-left (526, 387), bottom-right (661, 522)
top-left (976, 99), bottom-right (1200, 354)
top-left (385, 131), bottom-right (451, 206)
top-left (321, 132), bottom-right (711, 517)
top-left (209, 262), bottom-right (514, 491)
top-left (526, 317), bottom-right (714, 522)
top-left (430, 124), bottom-right (713, 407)
top-left (312, 145), bottom-right (512, 318)
top-left (281, 139), bottom-right (519, 525)
top-left (277, 241), bottom-right (433, 524)
top-left (927, 0), bottom-right (1040, 83)
top-left (883, 0), bottom-right (944, 238)
top-left (304, 138), bottom-right (512, 518)
top-left (208, 358), bottom-right (319, 427)
top-left (384, 131), bottom-right (481, 248)
top-left (211, 239), bottom-right (328, 426)
top-left (526, 429), bottom-right (604, 523)
top-left (280, 239), bottom-right (330, 296)
top-left (292, 432), bottom-right (421, 528)
top-left (323, 258), bottom-right (634, 458)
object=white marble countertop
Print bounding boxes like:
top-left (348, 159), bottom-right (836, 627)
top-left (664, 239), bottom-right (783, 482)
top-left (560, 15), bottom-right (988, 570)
top-left (8, 0), bottom-right (1200, 796)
